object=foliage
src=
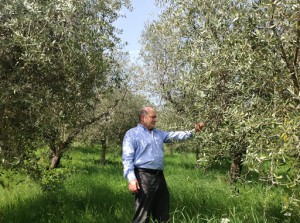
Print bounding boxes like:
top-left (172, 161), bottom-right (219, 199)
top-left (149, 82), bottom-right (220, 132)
top-left (23, 146), bottom-right (72, 191)
top-left (77, 54), bottom-right (150, 145)
top-left (75, 55), bottom-right (150, 164)
top-left (141, 0), bottom-right (300, 210)
top-left (0, 0), bottom-right (130, 167)
top-left (78, 90), bottom-right (148, 145)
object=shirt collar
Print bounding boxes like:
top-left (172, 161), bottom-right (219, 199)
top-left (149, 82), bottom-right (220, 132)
top-left (137, 123), bottom-right (147, 130)
top-left (137, 123), bottom-right (155, 132)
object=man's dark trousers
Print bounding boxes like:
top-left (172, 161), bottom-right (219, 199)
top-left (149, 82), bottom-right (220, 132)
top-left (133, 168), bottom-right (169, 223)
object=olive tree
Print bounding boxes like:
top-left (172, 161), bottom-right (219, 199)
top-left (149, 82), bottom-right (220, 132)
top-left (0, 0), bottom-right (130, 168)
top-left (141, 0), bottom-right (299, 190)
top-left (78, 89), bottom-right (148, 164)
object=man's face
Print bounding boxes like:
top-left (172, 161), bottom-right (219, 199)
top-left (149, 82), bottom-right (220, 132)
top-left (142, 109), bottom-right (157, 130)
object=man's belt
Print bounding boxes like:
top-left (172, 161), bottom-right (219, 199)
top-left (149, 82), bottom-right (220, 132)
top-left (134, 167), bottom-right (163, 175)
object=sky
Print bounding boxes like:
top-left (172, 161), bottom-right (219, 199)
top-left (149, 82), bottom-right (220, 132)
top-left (114, 0), bottom-right (162, 61)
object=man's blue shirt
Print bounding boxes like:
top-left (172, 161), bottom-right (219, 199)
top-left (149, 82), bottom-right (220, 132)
top-left (122, 123), bottom-right (194, 181)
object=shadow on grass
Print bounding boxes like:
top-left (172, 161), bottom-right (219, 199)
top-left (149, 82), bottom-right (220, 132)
top-left (60, 145), bottom-right (123, 176)
top-left (164, 155), bottom-right (299, 222)
top-left (0, 183), bottom-right (133, 223)
top-left (169, 189), bottom-right (300, 223)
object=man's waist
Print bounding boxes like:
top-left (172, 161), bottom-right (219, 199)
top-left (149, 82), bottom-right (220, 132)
top-left (134, 167), bottom-right (163, 175)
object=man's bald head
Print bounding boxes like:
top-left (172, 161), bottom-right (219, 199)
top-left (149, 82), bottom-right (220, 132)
top-left (139, 107), bottom-right (157, 130)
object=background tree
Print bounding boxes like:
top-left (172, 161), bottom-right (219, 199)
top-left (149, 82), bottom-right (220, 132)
top-left (0, 0), bottom-right (130, 168)
top-left (76, 54), bottom-right (149, 164)
top-left (78, 89), bottom-right (148, 164)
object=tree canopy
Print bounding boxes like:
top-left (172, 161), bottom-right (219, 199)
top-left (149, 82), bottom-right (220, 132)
top-left (0, 0), bottom-right (131, 167)
top-left (140, 0), bottom-right (300, 210)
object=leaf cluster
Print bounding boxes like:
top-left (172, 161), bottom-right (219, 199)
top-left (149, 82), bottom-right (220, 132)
top-left (0, 0), bottom-right (127, 165)
top-left (140, 0), bottom-right (300, 204)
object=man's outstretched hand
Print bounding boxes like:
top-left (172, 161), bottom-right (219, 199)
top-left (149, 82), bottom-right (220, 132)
top-left (195, 122), bottom-right (205, 132)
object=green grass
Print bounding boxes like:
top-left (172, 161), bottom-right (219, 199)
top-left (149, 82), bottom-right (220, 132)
top-left (0, 145), bottom-right (299, 223)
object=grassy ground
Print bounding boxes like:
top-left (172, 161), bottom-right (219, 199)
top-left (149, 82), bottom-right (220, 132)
top-left (0, 144), bottom-right (299, 223)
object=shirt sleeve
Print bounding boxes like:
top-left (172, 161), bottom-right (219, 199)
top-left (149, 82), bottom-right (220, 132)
top-left (163, 129), bottom-right (195, 143)
top-left (122, 131), bottom-right (137, 182)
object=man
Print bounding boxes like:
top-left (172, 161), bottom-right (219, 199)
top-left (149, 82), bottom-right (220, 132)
top-left (122, 106), bottom-right (205, 223)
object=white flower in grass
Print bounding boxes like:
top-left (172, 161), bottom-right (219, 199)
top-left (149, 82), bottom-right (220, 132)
top-left (284, 212), bottom-right (292, 217)
top-left (221, 218), bottom-right (230, 223)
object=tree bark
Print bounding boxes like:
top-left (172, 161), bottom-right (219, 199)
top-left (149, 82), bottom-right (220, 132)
top-left (100, 138), bottom-right (106, 165)
top-left (50, 153), bottom-right (61, 169)
top-left (195, 147), bottom-right (200, 167)
top-left (228, 153), bottom-right (243, 184)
